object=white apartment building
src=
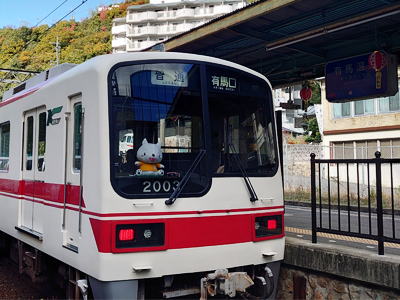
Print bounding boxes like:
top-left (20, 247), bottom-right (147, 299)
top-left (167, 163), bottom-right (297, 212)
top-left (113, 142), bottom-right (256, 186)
top-left (111, 0), bottom-right (247, 52)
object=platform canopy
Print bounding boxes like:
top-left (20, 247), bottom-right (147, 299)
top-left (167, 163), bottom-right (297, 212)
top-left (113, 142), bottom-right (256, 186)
top-left (145, 0), bottom-right (400, 88)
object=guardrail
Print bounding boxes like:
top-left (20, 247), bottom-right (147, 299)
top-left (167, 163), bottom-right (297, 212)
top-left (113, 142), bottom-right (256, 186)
top-left (310, 151), bottom-right (400, 255)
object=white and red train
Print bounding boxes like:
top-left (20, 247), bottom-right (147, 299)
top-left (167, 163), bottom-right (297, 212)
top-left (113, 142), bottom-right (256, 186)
top-left (0, 52), bottom-right (284, 299)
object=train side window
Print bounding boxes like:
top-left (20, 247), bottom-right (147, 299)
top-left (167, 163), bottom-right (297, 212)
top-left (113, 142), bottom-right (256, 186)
top-left (26, 116), bottom-right (34, 171)
top-left (37, 112), bottom-right (46, 172)
top-left (73, 103), bottom-right (82, 171)
top-left (0, 122), bottom-right (10, 172)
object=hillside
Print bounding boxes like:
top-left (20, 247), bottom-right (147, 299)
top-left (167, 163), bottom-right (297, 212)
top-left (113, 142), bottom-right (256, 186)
top-left (0, 0), bottom-right (147, 100)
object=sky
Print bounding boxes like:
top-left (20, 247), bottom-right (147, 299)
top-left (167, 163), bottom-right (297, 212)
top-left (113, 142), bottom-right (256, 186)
top-left (0, 0), bottom-right (117, 29)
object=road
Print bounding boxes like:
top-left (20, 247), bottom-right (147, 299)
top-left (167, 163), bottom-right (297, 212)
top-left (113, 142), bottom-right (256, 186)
top-left (284, 205), bottom-right (400, 256)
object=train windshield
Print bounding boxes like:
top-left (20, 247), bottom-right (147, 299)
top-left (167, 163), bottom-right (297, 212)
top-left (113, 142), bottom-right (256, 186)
top-left (109, 61), bottom-right (277, 199)
top-left (206, 65), bottom-right (277, 175)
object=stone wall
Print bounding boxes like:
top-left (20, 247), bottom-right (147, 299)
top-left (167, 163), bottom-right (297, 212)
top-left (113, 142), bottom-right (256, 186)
top-left (276, 266), bottom-right (400, 300)
top-left (278, 237), bottom-right (400, 300)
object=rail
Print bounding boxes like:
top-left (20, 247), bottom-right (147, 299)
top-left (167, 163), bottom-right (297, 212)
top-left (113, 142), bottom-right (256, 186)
top-left (310, 151), bottom-right (400, 255)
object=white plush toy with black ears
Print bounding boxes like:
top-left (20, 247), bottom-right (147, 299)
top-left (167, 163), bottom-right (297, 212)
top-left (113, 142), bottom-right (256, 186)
top-left (135, 138), bottom-right (164, 176)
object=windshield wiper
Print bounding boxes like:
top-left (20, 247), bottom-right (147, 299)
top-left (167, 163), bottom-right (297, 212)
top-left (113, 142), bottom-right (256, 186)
top-left (228, 143), bottom-right (258, 202)
top-left (165, 149), bottom-right (206, 205)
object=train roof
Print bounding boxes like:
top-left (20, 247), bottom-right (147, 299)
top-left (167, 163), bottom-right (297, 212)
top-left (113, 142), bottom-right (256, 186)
top-left (2, 63), bottom-right (76, 102)
top-left (82, 52), bottom-right (270, 84)
top-left (1, 52), bottom-right (270, 105)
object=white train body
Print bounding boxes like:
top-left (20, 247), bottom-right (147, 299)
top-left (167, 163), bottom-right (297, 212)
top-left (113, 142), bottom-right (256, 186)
top-left (0, 53), bottom-right (284, 299)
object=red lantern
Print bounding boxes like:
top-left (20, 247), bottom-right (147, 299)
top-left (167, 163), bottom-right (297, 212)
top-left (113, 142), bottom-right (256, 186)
top-left (369, 51), bottom-right (387, 71)
top-left (300, 86), bottom-right (312, 101)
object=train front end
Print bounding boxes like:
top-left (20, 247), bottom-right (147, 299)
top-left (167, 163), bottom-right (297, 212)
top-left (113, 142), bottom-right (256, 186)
top-left (90, 54), bottom-right (284, 299)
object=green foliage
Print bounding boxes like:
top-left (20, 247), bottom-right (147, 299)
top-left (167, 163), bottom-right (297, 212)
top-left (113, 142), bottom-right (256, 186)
top-left (0, 2), bottom-right (142, 99)
top-left (309, 80), bottom-right (321, 105)
top-left (304, 117), bottom-right (321, 143)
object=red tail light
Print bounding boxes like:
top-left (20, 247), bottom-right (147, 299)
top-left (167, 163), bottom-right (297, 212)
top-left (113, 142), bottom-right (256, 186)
top-left (253, 213), bottom-right (284, 241)
top-left (267, 219), bottom-right (277, 230)
top-left (119, 229), bottom-right (134, 241)
top-left (113, 222), bottom-right (166, 253)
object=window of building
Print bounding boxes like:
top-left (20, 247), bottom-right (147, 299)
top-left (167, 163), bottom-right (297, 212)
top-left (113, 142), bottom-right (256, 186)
top-left (333, 102), bottom-right (350, 118)
top-left (366, 140), bottom-right (377, 158)
top-left (380, 139), bottom-right (391, 158)
top-left (332, 141), bottom-right (354, 159)
top-left (379, 92), bottom-right (400, 113)
top-left (332, 139), bottom-right (400, 159)
top-left (0, 122), bottom-right (10, 172)
top-left (354, 99), bottom-right (375, 115)
top-left (393, 139), bottom-right (400, 158)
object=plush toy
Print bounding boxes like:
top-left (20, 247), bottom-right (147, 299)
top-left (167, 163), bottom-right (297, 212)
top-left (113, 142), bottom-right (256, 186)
top-left (135, 138), bottom-right (165, 176)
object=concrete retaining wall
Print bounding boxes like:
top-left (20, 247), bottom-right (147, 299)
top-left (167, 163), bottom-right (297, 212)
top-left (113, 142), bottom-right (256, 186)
top-left (277, 237), bottom-right (400, 299)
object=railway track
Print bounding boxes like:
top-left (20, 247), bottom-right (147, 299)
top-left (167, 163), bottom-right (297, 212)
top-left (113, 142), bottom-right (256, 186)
top-left (0, 256), bottom-right (64, 299)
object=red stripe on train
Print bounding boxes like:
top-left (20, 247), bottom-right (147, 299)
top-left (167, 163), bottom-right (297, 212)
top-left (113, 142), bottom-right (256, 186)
top-left (0, 178), bottom-right (85, 207)
top-left (82, 205), bottom-right (284, 218)
top-left (1, 179), bottom-right (283, 218)
top-left (90, 212), bottom-right (285, 253)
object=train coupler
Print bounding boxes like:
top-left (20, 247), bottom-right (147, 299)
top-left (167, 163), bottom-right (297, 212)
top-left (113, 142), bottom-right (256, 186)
top-left (200, 269), bottom-right (254, 300)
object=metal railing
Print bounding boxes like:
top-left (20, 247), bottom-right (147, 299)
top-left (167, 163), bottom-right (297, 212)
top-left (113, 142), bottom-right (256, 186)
top-left (310, 151), bottom-right (400, 255)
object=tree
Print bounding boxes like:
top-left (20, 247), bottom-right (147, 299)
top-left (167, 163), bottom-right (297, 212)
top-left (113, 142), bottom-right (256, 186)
top-left (0, 0), bottom-right (143, 100)
top-left (309, 80), bottom-right (321, 105)
top-left (304, 117), bottom-right (321, 143)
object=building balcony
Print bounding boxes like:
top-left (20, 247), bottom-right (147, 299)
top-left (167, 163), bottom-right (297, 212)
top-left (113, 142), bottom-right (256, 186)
top-left (127, 26), bottom-right (158, 37)
top-left (192, 4), bottom-right (236, 17)
top-left (112, 38), bottom-right (128, 49)
top-left (158, 23), bottom-right (195, 35)
top-left (111, 24), bottom-right (127, 35)
top-left (158, 8), bottom-right (195, 19)
top-left (126, 40), bottom-right (158, 52)
top-left (127, 11), bottom-right (158, 23)
top-left (213, 5), bottom-right (234, 15)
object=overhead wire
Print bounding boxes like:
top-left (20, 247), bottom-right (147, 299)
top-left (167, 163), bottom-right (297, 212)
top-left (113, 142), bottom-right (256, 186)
top-left (1, 0), bottom-right (92, 96)
top-left (23, 0), bottom-right (89, 49)
top-left (38, 0), bottom-right (89, 32)
top-left (32, 0), bottom-right (70, 29)
top-left (46, 0), bottom-right (89, 31)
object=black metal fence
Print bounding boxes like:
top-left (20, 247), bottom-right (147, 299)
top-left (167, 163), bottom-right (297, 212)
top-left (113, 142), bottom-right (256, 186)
top-left (310, 151), bottom-right (400, 255)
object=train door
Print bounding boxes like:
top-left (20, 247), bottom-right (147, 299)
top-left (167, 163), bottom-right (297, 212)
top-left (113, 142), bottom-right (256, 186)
top-left (22, 107), bottom-right (47, 235)
top-left (62, 96), bottom-right (83, 252)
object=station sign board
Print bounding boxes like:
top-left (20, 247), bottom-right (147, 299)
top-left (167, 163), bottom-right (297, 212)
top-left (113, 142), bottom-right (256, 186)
top-left (325, 52), bottom-right (398, 103)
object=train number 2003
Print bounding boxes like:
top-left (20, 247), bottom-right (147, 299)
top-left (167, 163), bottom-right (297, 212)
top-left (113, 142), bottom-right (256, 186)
top-left (143, 180), bottom-right (180, 193)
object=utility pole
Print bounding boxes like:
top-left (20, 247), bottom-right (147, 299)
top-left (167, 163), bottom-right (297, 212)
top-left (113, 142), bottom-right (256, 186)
top-left (50, 36), bottom-right (61, 66)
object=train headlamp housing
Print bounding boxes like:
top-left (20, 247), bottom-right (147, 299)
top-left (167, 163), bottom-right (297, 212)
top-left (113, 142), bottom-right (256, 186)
top-left (143, 229), bottom-right (152, 239)
top-left (252, 212), bottom-right (284, 241)
top-left (112, 220), bottom-right (167, 253)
